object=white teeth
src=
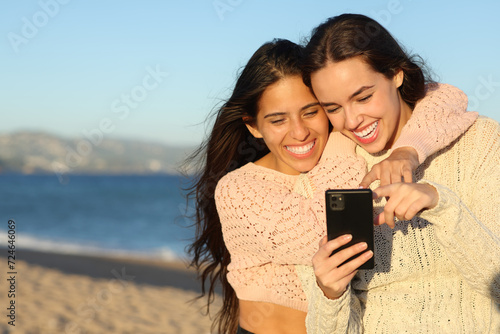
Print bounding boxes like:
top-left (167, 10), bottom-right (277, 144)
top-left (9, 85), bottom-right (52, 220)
top-left (286, 141), bottom-right (314, 155)
top-left (354, 121), bottom-right (378, 138)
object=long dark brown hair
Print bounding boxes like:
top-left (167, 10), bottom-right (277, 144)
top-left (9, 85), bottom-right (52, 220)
top-left (184, 39), bottom-right (304, 333)
top-left (303, 13), bottom-right (433, 109)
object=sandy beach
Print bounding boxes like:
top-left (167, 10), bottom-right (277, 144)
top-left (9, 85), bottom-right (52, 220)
top-left (0, 250), bottom-right (221, 334)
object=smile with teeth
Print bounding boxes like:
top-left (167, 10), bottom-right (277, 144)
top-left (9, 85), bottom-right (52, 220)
top-left (354, 121), bottom-right (379, 139)
top-left (286, 141), bottom-right (315, 155)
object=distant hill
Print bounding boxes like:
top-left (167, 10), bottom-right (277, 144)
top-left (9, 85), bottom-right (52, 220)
top-left (0, 132), bottom-right (198, 176)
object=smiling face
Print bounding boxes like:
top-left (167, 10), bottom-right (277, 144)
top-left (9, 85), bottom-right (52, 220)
top-left (310, 57), bottom-right (412, 153)
top-left (245, 75), bottom-right (329, 175)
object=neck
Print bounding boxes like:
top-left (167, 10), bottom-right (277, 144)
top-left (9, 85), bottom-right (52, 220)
top-left (253, 153), bottom-right (301, 175)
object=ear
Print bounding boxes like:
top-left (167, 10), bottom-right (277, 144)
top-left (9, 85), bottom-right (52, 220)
top-left (393, 69), bottom-right (404, 88)
top-left (242, 117), bottom-right (263, 138)
top-left (244, 121), bottom-right (263, 139)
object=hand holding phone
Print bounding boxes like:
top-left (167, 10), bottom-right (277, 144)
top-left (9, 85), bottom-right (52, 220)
top-left (312, 235), bottom-right (373, 300)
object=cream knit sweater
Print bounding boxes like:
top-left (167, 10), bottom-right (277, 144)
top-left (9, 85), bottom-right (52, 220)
top-left (298, 116), bottom-right (500, 333)
top-left (215, 84), bottom-right (477, 312)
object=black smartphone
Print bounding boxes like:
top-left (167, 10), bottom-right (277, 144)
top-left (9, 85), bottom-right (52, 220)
top-left (325, 189), bottom-right (374, 270)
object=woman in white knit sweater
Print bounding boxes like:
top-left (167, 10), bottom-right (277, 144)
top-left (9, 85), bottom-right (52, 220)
top-left (298, 14), bottom-right (500, 333)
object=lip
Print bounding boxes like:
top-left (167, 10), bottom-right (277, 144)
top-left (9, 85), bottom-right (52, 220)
top-left (285, 140), bottom-right (316, 158)
top-left (352, 121), bottom-right (379, 144)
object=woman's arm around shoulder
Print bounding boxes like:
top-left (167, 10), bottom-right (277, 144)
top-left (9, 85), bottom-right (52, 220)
top-left (361, 83), bottom-right (478, 188)
top-left (391, 83), bottom-right (478, 163)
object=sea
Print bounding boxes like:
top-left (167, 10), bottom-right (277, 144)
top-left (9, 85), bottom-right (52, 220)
top-left (0, 173), bottom-right (197, 262)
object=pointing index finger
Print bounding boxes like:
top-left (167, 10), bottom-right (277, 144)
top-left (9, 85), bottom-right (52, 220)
top-left (359, 170), bottom-right (378, 189)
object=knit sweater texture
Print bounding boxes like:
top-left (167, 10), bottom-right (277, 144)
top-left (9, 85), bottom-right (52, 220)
top-left (214, 84), bottom-right (477, 312)
top-left (299, 116), bottom-right (500, 333)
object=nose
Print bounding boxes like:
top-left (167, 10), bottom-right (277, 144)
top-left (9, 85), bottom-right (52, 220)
top-left (344, 107), bottom-right (363, 131)
top-left (290, 118), bottom-right (310, 141)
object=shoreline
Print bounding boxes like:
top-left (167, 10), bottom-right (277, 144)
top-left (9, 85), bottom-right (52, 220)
top-left (18, 249), bottom-right (202, 292)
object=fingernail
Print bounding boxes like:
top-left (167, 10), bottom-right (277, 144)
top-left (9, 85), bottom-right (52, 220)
top-left (359, 242), bottom-right (368, 250)
top-left (344, 234), bottom-right (352, 241)
top-left (365, 250), bottom-right (374, 258)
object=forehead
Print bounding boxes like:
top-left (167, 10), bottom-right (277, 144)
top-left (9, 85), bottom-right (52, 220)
top-left (326, 58), bottom-right (377, 83)
top-left (311, 57), bottom-right (381, 100)
top-left (258, 75), bottom-right (317, 115)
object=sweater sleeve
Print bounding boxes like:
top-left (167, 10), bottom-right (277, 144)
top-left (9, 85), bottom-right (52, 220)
top-left (419, 117), bottom-right (500, 302)
top-left (296, 265), bottom-right (364, 333)
top-left (391, 83), bottom-right (478, 163)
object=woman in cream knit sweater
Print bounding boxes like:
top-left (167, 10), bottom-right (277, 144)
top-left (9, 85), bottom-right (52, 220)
top-left (299, 14), bottom-right (500, 333)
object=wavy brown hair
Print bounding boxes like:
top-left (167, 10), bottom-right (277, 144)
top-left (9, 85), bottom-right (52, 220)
top-left (184, 39), bottom-right (304, 333)
top-left (303, 13), bottom-right (433, 109)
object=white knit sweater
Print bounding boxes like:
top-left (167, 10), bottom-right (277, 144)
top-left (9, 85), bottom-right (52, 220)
top-left (297, 116), bottom-right (500, 333)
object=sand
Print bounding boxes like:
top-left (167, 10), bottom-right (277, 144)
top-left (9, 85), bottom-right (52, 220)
top-left (0, 250), bottom-right (222, 334)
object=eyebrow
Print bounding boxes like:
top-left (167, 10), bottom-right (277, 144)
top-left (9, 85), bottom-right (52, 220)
top-left (300, 102), bottom-right (320, 111)
top-left (263, 112), bottom-right (287, 119)
top-left (263, 102), bottom-right (320, 118)
top-left (319, 85), bottom-right (375, 107)
top-left (348, 85), bottom-right (374, 100)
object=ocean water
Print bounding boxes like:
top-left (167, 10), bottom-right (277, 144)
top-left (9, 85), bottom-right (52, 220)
top-left (0, 174), bottom-right (197, 262)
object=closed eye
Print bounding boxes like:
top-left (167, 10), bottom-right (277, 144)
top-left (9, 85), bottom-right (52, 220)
top-left (325, 106), bottom-right (341, 114)
top-left (304, 110), bottom-right (318, 117)
top-left (358, 94), bottom-right (372, 103)
top-left (270, 118), bottom-right (285, 125)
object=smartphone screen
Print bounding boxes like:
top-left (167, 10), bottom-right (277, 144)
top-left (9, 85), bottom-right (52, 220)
top-left (325, 189), bottom-right (374, 270)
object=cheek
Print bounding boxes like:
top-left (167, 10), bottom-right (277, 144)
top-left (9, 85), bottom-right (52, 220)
top-left (259, 127), bottom-right (285, 145)
top-left (374, 89), bottom-right (400, 117)
top-left (364, 98), bottom-right (388, 120)
top-left (316, 113), bottom-right (330, 133)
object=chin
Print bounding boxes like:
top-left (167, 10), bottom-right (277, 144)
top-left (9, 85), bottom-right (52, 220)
top-left (349, 135), bottom-right (385, 153)
top-left (361, 142), bottom-right (387, 154)
top-left (296, 162), bottom-right (316, 173)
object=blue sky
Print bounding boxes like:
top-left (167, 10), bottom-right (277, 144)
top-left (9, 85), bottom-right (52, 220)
top-left (1, 0), bottom-right (499, 146)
